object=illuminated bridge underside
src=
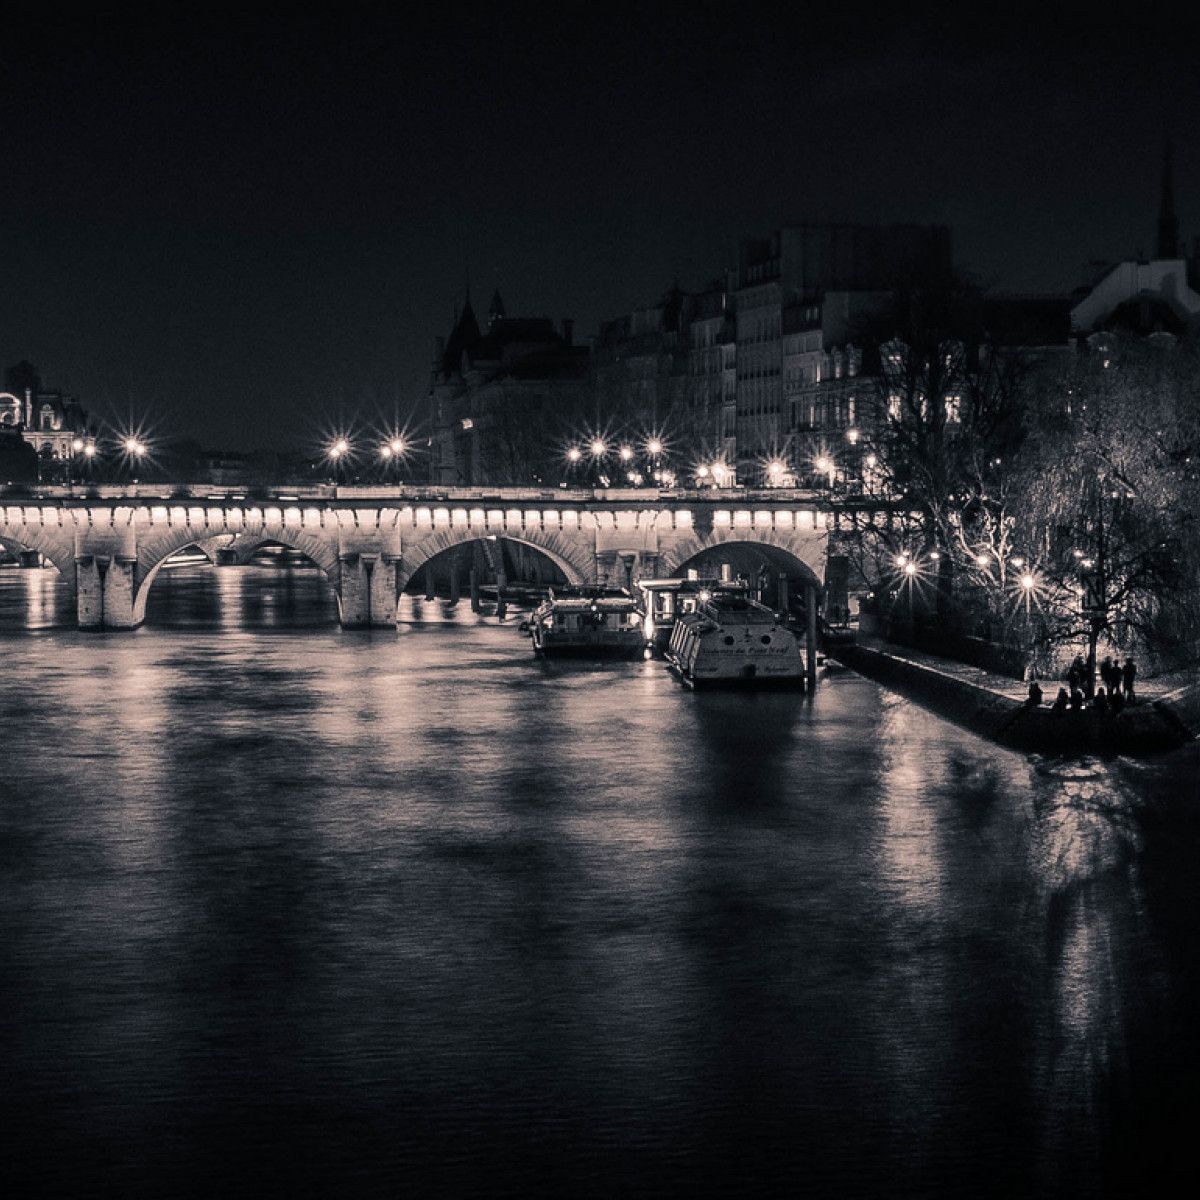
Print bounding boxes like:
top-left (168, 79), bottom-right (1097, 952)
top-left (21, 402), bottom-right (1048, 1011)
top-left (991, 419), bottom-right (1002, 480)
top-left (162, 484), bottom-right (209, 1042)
top-left (0, 490), bottom-right (879, 628)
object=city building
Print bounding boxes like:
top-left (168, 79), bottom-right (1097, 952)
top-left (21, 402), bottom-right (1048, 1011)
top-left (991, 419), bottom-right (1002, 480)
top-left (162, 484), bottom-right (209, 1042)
top-left (429, 291), bottom-right (590, 486)
top-left (732, 223), bottom-right (953, 482)
top-left (1069, 143), bottom-right (1200, 344)
top-left (0, 361), bottom-right (97, 480)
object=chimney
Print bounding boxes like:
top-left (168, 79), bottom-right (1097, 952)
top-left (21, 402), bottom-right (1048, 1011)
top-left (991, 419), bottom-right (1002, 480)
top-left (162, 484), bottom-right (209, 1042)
top-left (561, 318), bottom-right (574, 346)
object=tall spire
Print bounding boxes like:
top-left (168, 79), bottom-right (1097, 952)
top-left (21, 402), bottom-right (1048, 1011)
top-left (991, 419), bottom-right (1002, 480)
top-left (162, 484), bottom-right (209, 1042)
top-left (1157, 138), bottom-right (1180, 259)
top-left (488, 289), bottom-right (505, 328)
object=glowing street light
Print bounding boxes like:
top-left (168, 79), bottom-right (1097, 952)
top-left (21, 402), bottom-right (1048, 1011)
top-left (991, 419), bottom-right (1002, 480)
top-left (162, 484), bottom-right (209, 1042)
top-left (646, 437), bottom-right (664, 457)
top-left (766, 459), bottom-right (785, 484)
top-left (696, 464), bottom-right (710, 481)
top-left (903, 561), bottom-right (917, 577)
top-left (83, 443), bottom-right (96, 458)
top-left (566, 446), bottom-right (582, 463)
top-left (589, 438), bottom-right (607, 458)
top-left (618, 445), bottom-right (634, 463)
top-left (329, 437), bottom-right (350, 460)
top-left (711, 463), bottom-right (728, 486)
top-left (846, 428), bottom-right (860, 445)
top-left (1020, 572), bottom-right (1035, 591)
top-left (71, 437), bottom-right (85, 453)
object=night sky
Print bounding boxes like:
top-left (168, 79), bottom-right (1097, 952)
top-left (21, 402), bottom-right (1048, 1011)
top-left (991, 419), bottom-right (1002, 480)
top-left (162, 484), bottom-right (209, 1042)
top-left (2, 7), bottom-right (1197, 450)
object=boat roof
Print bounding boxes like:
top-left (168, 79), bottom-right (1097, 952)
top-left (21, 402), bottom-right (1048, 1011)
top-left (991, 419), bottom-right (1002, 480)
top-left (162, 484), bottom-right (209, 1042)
top-left (547, 585), bottom-right (632, 599)
top-left (637, 578), bottom-right (746, 592)
top-left (540, 597), bottom-right (639, 612)
top-left (700, 595), bottom-right (778, 622)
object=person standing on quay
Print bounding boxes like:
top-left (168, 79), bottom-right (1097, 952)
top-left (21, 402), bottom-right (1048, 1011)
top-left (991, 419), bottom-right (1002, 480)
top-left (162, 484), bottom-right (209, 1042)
top-left (1123, 658), bottom-right (1137, 703)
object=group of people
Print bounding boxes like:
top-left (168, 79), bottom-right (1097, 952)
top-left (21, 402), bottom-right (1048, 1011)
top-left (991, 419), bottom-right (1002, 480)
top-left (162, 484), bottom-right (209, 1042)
top-left (1037, 653), bottom-right (1138, 716)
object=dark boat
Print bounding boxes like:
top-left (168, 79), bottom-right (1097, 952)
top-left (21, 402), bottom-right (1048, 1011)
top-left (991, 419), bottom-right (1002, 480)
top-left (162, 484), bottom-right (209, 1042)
top-left (528, 586), bottom-right (646, 658)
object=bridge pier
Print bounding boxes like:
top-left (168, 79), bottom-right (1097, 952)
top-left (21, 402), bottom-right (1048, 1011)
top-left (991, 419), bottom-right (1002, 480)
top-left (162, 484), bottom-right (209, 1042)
top-left (338, 554), bottom-right (399, 627)
top-left (76, 556), bottom-right (104, 629)
top-left (338, 553), bottom-right (371, 628)
top-left (75, 554), bottom-right (140, 630)
top-left (370, 557), bottom-right (399, 625)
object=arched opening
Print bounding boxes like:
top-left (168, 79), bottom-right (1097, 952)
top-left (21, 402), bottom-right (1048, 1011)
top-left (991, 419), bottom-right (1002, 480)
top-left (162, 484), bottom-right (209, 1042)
top-left (669, 541), bottom-right (824, 624)
top-left (403, 537), bottom-right (573, 596)
top-left (398, 535), bottom-right (583, 622)
top-left (0, 534), bottom-right (73, 629)
top-left (138, 539), bottom-right (340, 629)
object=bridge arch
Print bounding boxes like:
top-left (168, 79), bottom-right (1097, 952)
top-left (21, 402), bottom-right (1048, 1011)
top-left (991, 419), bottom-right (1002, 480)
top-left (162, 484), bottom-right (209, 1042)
top-left (660, 531), bottom-right (827, 587)
top-left (396, 528), bottom-right (591, 593)
top-left (0, 529), bottom-right (74, 585)
top-left (132, 528), bottom-right (340, 625)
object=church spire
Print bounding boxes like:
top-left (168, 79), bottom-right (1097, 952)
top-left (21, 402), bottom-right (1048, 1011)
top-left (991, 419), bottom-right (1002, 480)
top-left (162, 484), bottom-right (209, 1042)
top-left (1157, 138), bottom-right (1180, 259)
top-left (488, 289), bottom-right (505, 328)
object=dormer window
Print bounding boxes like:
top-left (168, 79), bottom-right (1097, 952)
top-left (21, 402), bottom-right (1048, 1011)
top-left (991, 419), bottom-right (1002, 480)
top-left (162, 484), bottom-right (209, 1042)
top-left (40, 404), bottom-right (57, 431)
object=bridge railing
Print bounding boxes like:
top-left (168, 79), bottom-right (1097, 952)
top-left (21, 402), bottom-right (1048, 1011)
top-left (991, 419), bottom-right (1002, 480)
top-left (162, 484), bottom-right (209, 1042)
top-left (0, 482), bottom-right (884, 507)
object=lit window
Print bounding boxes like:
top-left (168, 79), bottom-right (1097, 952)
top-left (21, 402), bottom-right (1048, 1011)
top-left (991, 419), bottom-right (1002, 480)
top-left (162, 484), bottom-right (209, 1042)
top-left (945, 394), bottom-right (961, 423)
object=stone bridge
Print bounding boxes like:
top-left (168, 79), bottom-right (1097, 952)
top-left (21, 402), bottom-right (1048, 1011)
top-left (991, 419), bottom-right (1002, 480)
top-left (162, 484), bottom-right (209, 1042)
top-left (0, 485), bottom-right (886, 629)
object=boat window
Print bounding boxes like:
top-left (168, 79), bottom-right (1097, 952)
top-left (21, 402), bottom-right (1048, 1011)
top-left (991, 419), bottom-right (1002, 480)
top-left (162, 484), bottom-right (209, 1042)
top-left (761, 635), bottom-right (771, 645)
top-left (724, 635), bottom-right (735, 646)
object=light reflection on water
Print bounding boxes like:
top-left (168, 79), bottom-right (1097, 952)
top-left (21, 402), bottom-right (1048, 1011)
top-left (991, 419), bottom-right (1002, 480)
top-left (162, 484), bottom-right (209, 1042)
top-left (1, 564), bottom-right (1198, 1197)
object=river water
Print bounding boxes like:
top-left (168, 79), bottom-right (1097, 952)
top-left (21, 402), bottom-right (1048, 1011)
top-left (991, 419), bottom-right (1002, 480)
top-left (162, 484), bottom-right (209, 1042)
top-left (1, 563), bottom-right (1198, 1197)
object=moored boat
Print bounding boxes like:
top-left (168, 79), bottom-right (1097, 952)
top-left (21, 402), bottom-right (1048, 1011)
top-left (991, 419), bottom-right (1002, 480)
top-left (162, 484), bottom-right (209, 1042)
top-left (636, 576), bottom-right (748, 653)
top-left (529, 586), bottom-right (646, 658)
top-left (666, 593), bottom-right (805, 687)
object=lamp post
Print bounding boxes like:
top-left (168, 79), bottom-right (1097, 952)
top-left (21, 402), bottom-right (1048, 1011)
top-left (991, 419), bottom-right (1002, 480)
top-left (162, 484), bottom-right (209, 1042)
top-left (123, 436), bottom-right (146, 484)
top-left (379, 436), bottom-right (406, 482)
top-left (327, 437), bottom-right (352, 485)
top-left (815, 454), bottom-right (836, 491)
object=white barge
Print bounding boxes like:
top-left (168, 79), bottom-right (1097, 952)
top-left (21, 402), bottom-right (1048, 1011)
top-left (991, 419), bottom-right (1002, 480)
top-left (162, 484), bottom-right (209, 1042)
top-left (666, 593), bottom-right (805, 687)
top-left (529, 586), bottom-right (646, 658)
top-left (636, 577), bottom-right (748, 654)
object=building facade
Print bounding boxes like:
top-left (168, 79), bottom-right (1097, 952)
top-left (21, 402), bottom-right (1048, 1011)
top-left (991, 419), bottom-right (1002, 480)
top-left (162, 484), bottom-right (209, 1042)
top-left (429, 292), bottom-right (590, 486)
top-left (0, 361), bottom-right (97, 480)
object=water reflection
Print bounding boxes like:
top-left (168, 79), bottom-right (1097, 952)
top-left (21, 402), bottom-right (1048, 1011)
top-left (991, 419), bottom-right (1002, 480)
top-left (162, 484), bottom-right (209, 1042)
top-left (0, 565), bottom-right (1197, 1196)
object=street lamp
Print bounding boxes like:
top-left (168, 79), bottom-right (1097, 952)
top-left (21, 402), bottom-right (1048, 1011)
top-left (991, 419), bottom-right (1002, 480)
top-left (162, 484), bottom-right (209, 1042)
top-left (589, 438), bottom-right (607, 458)
top-left (124, 436), bottom-right (146, 484)
top-left (618, 445), bottom-right (634, 463)
top-left (766, 459), bottom-right (786, 486)
top-left (646, 437), bottom-right (664, 458)
top-left (328, 437), bottom-right (351, 484)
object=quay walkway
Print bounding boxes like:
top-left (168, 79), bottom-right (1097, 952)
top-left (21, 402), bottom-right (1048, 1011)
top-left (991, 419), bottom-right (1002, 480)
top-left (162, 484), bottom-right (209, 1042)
top-left (830, 635), bottom-right (1200, 756)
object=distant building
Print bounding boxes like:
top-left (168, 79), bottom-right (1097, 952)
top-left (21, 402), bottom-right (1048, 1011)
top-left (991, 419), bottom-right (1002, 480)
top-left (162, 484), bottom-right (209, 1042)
top-left (429, 291), bottom-right (590, 486)
top-left (0, 361), bottom-right (97, 480)
top-left (733, 223), bottom-right (952, 481)
top-left (1069, 142), bottom-right (1200, 343)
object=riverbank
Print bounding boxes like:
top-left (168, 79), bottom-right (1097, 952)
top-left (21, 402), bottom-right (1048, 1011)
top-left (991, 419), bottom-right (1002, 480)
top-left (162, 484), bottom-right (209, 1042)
top-left (829, 636), bottom-right (1200, 756)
